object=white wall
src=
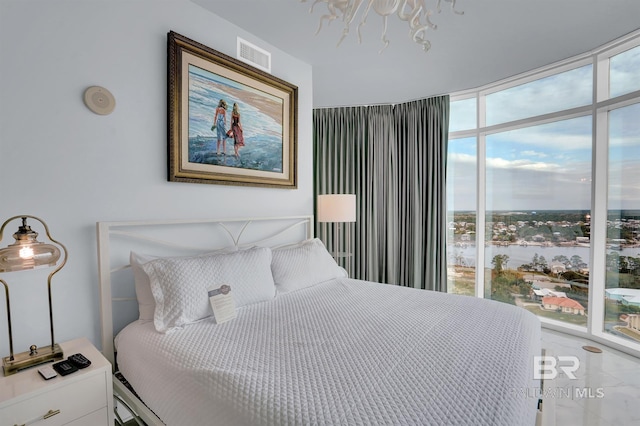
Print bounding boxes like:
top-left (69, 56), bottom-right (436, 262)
top-left (0, 0), bottom-right (313, 354)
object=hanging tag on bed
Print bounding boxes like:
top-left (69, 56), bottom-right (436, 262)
top-left (208, 284), bottom-right (237, 324)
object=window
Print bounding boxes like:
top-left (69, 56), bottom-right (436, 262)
top-left (448, 32), bottom-right (640, 353)
top-left (449, 98), bottom-right (476, 132)
top-left (605, 102), bottom-right (640, 343)
top-left (486, 65), bottom-right (592, 126)
top-left (447, 137), bottom-right (477, 296)
top-left (485, 117), bottom-right (592, 325)
top-left (610, 45), bottom-right (640, 98)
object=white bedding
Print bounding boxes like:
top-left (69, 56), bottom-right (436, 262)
top-left (115, 278), bottom-right (541, 426)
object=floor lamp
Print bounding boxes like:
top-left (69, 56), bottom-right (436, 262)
top-left (317, 194), bottom-right (356, 272)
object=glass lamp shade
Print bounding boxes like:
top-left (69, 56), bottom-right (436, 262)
top-left (0, 219), bottom-right (61, 272)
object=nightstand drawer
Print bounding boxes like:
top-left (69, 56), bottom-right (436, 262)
top-left (66, 407), bottom-right (109, 425)
top-left (1, 372), bottom-right (107, 426)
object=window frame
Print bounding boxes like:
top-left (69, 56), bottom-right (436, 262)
top-left (448, 29), bottom-right (640, 357)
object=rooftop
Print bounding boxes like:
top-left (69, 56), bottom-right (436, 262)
top-left (606, 288), bottom-right (640, 297)
top-left (542, 297), bottom-right (585, 310)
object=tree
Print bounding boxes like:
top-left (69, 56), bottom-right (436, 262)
top-left (492, 254), bottom-right (510, 275)
top-left (552, 255), bottom-right (569, 265)
top-left (570, 255), bottom-right (584, 268)
top-left (538, 255), bottom-right (548, 270)
top-left (490, 275), bottom-right (514, 303)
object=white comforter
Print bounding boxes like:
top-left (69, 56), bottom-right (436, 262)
top-left (115, 278), bottom-right (541, 426)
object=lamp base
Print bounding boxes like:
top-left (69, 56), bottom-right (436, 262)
top-left (2, 343), bottom-right (63, 376)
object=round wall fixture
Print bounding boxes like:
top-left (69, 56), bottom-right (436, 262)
top-left (83, 86), bottom-right (116, 115)
top-left (582, 345), bottom-right (603, 353)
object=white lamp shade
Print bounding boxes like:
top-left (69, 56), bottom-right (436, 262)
top-left (317, 194), bottom-right (356, 223)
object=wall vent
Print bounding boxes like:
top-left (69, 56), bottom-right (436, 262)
top-left (237, 37), bottom-right (271, 73)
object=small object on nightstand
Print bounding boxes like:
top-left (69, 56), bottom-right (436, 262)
top-left (68, 353), bottom-right (91, 369)
top-left (37, 365), bottom-right (57, 380)
top-left (52, 360), bottom-right (78, 376)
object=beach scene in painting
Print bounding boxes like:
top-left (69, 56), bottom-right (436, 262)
top-left (188, 64), bottom-right (284, 172)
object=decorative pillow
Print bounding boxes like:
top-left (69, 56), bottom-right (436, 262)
top-left (271, 238), bottom-right (347, 294)
top-left (141, 247), bottom-right (275, 332)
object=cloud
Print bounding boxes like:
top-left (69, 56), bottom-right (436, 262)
top-left (610, 45), bottom-right (640, 97)
top-left (448, 48), bottom-right (640, 212)
top-left (610, 102), bottom-right (640, 150)
top-left (521, 150), bottom-right (548, 158)
top-left (486, 157), bottom-right (560, 171)
top-left (488, 116), bottom-right (593, 153)
top-left (486, 167), bottom-right (592, 210)
top-left (486, 65), bottom-right (592, 126)
top-left (448, 152), bottom-right (476, 164)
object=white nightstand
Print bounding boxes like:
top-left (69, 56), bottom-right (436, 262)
top-left (0, 338), bottom-right (114, 425)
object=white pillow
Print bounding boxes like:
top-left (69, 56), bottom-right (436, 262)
top-left (271, 238), bottom-right (347, 294)
top-left (130, 252), bottom-right (158, 322)
top-left (130, 248), bottom-right (238, 322)
top-left (141, 247), bottom-right (275, 332)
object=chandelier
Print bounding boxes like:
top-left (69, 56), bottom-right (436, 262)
top-left (300, 0), bottom-right (464, 53)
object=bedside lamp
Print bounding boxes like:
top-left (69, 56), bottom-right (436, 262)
top-left (0, 216), bottom-right (67, 375)
top-left (317, 194), bottom-right (356, 266)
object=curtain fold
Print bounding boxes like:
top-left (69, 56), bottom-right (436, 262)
top-left (313, 96), bottom-right (449, 291)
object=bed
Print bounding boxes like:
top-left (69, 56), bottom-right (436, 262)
top-left (97, 216), bottom-right (542, 426)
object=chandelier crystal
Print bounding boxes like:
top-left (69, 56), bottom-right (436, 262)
top-left (301, 0), bottom-right (464, 53)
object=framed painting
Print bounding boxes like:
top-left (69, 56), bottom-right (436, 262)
top-left (168, 31), bottom-right (298, 188)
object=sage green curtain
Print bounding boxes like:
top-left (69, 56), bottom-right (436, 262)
top-left (313, 96), bottom-right (449, 291)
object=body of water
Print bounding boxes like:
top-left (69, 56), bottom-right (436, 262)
top-left (448, 244), bottom-right (640, 268)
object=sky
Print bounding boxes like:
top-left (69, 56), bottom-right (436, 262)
top-left (447, 45), bottom-right (640, 212)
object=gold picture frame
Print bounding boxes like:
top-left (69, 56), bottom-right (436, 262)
top-left (168, 31), bottom-right (298, 188)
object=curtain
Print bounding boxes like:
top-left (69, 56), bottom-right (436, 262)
top-left (313, 96), bottom-right (449, 291)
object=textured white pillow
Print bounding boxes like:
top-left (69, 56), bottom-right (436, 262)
top-left (141, 247), bottom-right (275, 332)
top-left (130, 248), bottom-right (238, 322)
top-left (130, 252), bottom-right (158, 322)
top-left (271, 238), bottom-right (347, 294)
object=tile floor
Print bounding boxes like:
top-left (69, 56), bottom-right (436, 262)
top-left (540, 329), bottom-right (640, 426)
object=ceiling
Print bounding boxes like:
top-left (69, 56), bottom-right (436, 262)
top-left (192, 0), bottom-right (640, 108)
